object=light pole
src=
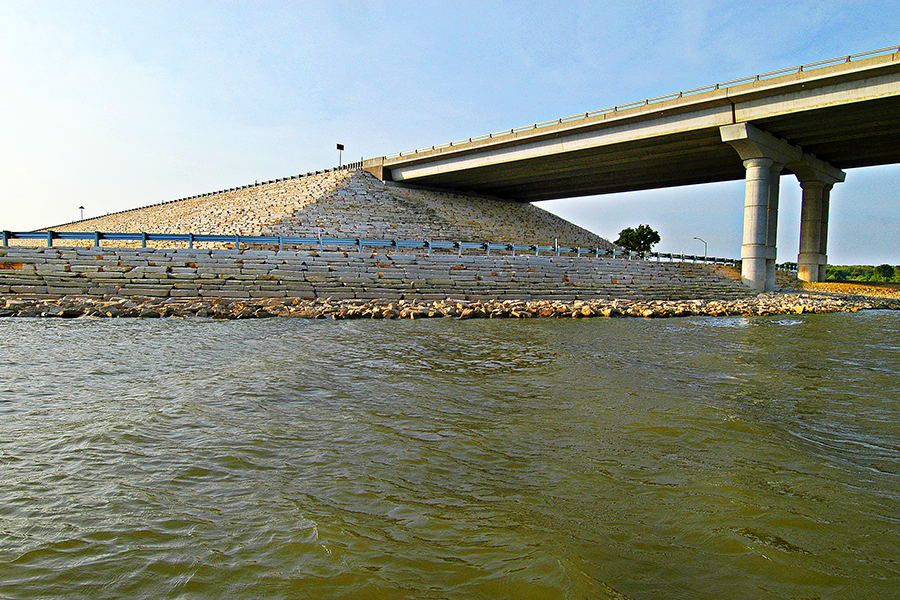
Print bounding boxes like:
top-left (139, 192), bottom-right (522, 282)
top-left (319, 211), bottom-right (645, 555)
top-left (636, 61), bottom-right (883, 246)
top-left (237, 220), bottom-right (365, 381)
top-left (79, 206), bottom-right (84, 221)
top-left (693, 236), bottom-right (707, 262)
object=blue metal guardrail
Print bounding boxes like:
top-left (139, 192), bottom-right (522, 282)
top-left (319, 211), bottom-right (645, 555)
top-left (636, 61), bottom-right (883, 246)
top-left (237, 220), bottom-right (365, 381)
top-left (1, 230), bottom-right (742, 266)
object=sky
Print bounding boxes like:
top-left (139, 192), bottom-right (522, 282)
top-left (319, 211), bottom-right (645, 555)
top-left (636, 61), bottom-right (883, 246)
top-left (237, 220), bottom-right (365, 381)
top-left (1, 1), bottom-right (898, 265)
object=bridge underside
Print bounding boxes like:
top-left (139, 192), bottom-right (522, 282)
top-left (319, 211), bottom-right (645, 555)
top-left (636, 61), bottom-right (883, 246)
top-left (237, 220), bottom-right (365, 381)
top-left (378, 93), bottom-right (900, 203)
top-left (399, 129), bottom-right (746, 202)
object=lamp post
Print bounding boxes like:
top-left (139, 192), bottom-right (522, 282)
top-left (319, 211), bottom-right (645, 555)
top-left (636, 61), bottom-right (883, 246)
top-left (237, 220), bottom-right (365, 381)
top-left (78, 206), bottom-right (84, 221)
top-left (693, 236), bottom-right (707, 262)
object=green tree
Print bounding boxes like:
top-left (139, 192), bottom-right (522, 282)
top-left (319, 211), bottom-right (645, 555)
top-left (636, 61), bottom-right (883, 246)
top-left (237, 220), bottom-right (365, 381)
top-left (615, 224), bottom-right (661, 254)
top-left (829, 268), bottom-right (848, 282)
top-left (875, 264), bottom-right (895, 281)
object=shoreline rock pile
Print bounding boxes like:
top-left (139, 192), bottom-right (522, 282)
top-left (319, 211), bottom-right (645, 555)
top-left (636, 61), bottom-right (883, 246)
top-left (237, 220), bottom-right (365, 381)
top-left (2, 292), bottom-right (898, 320)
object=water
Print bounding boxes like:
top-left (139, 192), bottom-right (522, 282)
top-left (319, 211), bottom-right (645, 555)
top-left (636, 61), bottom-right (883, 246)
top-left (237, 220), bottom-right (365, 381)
top-left (0, 312), bottom-right (898, 599)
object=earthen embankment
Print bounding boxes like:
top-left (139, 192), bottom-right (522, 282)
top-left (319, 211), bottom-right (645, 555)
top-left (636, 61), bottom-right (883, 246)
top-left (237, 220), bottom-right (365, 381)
top-left (3, 168), bottom-right (767, 310)
top-left (31, 169), bottom-right (614, 251)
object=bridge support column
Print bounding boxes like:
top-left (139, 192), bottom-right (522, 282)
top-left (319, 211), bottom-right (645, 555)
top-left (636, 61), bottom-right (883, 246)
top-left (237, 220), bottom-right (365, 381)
top-left (791, 156), bottom-right (843, 283)
top-left (722, 123), bottom-right (800, 291)
top-left (796, 178), bottom-right (835, 282)
top-left (740, 157), bottom-right (777, 290)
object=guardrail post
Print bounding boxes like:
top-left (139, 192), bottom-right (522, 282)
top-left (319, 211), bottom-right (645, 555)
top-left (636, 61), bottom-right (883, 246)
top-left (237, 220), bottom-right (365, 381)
top-left (486, 243), bottom-right (491, 256)
top-left (189, 233), bottom-right (194, 249)
top-left (94, 231), bottom-right (101, 248)
top-left (278, 236), bottom-right (283, 252)
top-left (2, 231), bottom-right (8, 247)
top-left (141, 232), bottom-right (148, 248)
top-left (235, 235), bottom-right (240, 250)
top-left (47, 231), bottom-right (53, 247)
top-left (457, 241), bottom-right (462, 257)
top-left (357, 238), bottom-right (362, 253)
top-left (318, 235), bottom-right (323, 253)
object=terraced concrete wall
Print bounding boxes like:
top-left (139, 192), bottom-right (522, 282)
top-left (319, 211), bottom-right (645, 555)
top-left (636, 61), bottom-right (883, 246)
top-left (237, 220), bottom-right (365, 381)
top-left (1, 247), bottom-right (750, 302)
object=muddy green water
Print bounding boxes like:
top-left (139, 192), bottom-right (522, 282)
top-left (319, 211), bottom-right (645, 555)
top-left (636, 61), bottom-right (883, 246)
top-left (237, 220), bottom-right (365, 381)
top-left (1, 312), bottom-right (898, 599)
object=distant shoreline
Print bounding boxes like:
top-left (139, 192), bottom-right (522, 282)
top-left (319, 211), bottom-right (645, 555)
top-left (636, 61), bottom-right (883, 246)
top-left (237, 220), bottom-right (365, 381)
top-left (803, 281), bottom-right (900, 292)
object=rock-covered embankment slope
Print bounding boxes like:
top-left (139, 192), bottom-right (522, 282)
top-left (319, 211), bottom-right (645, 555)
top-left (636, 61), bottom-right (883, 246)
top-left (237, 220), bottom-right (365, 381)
top-left (36, 169), bottom-right (615, 250)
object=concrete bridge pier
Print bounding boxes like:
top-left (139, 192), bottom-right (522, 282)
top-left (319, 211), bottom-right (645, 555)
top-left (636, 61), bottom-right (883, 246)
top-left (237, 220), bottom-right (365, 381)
top-left (721, 123), bottom-right (845, 290)
top-left (795, 177), bottom-right (838, 282)
top-left (792, 154), bottom-right (844, 282)
top-left (721, 124), bottom-right (800, 290)
top-left (738, 157), bottom-right (779, 290)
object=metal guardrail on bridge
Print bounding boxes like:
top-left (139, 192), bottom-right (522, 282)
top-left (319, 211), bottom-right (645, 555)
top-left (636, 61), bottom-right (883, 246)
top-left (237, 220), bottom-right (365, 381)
top-left (1, 230), bottom-right (741, 266)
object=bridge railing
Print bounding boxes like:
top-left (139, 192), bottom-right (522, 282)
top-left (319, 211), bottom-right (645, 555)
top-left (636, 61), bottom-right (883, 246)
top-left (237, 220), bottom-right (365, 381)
top-left (385, 44), bottom-right (900, 160)
top-left (1, 230), bottom-right (740, 266)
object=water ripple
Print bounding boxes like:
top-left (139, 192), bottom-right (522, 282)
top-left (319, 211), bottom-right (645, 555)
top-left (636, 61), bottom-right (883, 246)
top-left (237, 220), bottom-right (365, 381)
top-left (0, 313), bottom-right (898, 599)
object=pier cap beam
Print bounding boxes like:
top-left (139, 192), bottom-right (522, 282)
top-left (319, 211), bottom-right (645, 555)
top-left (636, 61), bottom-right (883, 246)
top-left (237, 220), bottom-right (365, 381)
top-left (721, 122), bottom-right (802, 166)
top-left (790, 144), bottom-right (845, 284)
top-left (793, 162), bottom-right (843, 283)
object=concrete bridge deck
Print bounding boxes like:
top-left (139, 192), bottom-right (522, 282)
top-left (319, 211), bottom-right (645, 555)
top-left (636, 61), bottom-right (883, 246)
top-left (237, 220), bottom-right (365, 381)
top-left (363, 46), bottom-right (900, 290)
top-left (365, 47), bottom-right (899, 200)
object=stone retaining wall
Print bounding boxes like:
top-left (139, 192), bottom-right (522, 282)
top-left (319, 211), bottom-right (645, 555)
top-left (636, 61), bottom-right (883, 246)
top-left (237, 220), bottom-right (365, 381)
top-left (0, 246), bottom-right (750, 302)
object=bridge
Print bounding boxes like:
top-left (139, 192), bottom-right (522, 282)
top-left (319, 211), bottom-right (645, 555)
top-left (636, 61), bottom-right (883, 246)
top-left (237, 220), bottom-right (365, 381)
top-left (363, 46), bottom-right (900, 291)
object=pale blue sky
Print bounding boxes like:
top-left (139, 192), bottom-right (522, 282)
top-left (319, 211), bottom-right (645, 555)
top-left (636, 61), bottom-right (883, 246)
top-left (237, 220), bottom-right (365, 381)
top-left (2, 1), bottom-right (898, 264)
